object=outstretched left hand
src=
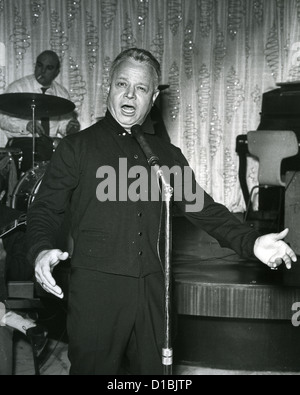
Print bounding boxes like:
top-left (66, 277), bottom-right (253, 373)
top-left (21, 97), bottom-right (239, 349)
top-left (254, 228), bottom-right (297, 270)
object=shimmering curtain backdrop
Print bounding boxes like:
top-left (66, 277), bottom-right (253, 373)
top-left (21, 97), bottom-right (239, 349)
top-left (0, 0), bottom-right (299, 211)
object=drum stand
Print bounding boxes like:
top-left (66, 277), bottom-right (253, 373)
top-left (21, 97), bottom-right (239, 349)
top-left (30, 99), bottom-right (37, 169)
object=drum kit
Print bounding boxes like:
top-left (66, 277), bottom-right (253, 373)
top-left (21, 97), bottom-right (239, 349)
top-left (0, 92), bottom-right (75, 212)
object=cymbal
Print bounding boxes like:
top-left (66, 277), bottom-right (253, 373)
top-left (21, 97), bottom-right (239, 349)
top-left (0, 93), bottom-right (75, 118)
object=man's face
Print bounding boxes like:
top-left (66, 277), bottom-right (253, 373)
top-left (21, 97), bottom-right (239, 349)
top-left (107, 58), bottom-right (160, 132)
top-left (34, 53), bottom-right (60, 87)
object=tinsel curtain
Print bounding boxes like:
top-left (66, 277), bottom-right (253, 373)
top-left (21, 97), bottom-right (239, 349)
top-left (0, 0), bottom-right (300, 212)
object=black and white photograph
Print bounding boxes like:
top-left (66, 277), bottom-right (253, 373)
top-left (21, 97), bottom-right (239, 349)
top-left (0, 0), bottom-right (300, 378)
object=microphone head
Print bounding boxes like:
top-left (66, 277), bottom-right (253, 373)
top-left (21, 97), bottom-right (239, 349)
top-left (131, 124), bottom-right (142, 137)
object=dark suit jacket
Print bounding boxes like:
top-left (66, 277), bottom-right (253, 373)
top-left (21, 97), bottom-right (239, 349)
top-left (26, 111), bottom-right (259, 277)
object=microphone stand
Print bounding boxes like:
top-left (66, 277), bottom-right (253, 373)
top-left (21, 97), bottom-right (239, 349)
top-left (131, 125), bottom-right (174, 374)
top-left (153, 164), bottom-right (174, 376)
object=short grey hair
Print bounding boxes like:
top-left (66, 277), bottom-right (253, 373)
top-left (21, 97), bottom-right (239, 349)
top-left (109, 48), bottom-right (161, 88)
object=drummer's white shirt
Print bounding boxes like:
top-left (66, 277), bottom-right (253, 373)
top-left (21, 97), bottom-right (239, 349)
top-left (0, 74), bottom-right (73, 140)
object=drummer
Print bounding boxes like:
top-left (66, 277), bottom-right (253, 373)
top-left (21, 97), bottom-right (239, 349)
top-left (0, 50), bottom-right (80, 143)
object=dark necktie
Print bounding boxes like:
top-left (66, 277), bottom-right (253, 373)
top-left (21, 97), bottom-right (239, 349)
top-left (40, 87), bottom-right (50, 136)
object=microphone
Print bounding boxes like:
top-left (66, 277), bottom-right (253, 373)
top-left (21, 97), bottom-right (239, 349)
top-left (131, 124), bottom-right (160, 166)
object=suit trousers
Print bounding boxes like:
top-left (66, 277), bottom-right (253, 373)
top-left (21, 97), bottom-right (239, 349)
top-left (67, 268), bottom-right (166, 375)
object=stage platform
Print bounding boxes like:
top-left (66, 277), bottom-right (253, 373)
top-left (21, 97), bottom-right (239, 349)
top-left (172, 215), bottom-right (300, 372)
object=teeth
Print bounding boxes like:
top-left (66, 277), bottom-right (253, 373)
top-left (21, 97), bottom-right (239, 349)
top-left (122, 106), bottom-right (135, 114)
top-left (123, 105), bottom-right (134, 109)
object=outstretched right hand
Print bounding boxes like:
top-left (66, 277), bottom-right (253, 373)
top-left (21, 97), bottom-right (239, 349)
top-left (35, 249), bottom-right (69, 299)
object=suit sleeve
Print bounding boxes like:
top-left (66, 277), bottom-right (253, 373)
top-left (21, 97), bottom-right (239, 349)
top-left (26, 137), bottom-right (79, 265)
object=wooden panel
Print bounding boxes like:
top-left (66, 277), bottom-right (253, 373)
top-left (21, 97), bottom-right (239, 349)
top-left (285, 171), bottom-right (300, 255)
top-left (7, 281), bottom-right (34, 299)
top-left (175, 263), bottom-right (300, 319)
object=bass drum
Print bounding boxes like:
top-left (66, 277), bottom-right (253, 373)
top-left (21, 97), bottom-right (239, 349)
top-left (10, 161), bottom-right (48, 212)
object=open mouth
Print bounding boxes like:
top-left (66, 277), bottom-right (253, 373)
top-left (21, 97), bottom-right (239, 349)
top-left (121, 105), bottom-right (136, 115)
